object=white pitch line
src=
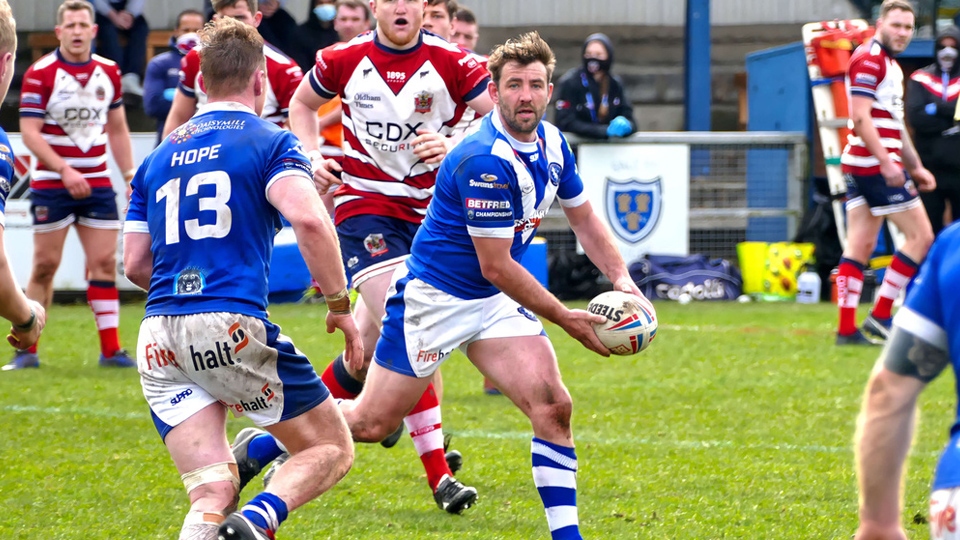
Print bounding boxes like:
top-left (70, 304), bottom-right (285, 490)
top-left (4, 405), bottom-right (941, 458)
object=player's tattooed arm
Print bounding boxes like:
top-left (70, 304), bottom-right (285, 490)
top-left (881, 326), bottom-right (950, 383)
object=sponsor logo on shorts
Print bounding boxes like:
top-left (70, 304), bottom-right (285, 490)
top-left (225, 383), bottom-right (276, 415)
top-left (347, 256), bottom-right (359, 269)
top-left (416, 348), bottom-right (452, 364)
top-left (229, 323), bottom-right (249, 354)
top-left (189, 342), bottom-right (239, 371)
top-left (517, 307), bottom-right (537, 321)
top-left (170, 389), bottom-right (193, 405)
top-left (35, 205), bottom-right (49, 222)
top-left (364, 233), bottom-right (388, 256)
top-left (144, 343), bottom-right (178, 370)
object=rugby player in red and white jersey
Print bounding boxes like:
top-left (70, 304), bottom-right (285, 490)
top-left (161, 0), bottom-right (303, 137)
top-left (10, 0), bottom-right (135, 371)
top-left (835, 0), bottom-right (937, 347)
top-left (424, 0), bottom-right (486, 136)
top-left (235, 0), bottom-right (494, 514)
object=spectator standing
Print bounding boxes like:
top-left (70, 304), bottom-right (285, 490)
top-left (906, 25), bottom-right (960, 235)
top-left (554, 33), bottom-right (636, 140)
top-left (255, 0), bottom-right (298, 60)
top-left (93, 0), bottom-right (148, 96)
top-left (142, 9), bottom-right (203, 146)
top-left (451, 5), bottom-right (479, 52)
top-left (291, 0), bottom-right (339, 71)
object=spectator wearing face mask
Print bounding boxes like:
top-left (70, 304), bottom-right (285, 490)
top-left (554, 32), bottom-right (636, 140)
top-left (292, 0), bottom-right (340, 71)
top-left (907, 25), bottom-right (960, 235)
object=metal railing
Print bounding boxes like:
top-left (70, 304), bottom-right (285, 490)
top-left (545, 131), bottom-right (808, 266)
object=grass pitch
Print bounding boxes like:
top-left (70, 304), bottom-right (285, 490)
top-left (0, 300), bottom-right (949, 538)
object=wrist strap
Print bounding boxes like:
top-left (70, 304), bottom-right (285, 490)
top-left (324, 289), bottom-right (351, 314)
top-left (14, 307), bottom-right (36, 332)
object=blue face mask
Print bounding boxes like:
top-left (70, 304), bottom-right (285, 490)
top-left (314, 4), bottom-right (336, 22)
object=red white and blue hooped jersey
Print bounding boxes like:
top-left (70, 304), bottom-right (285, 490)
top-left (842, 39), bottom-right (905, 176)
top-left (19, 50), bottom-right (123, 190)
top-left (406, 112), bottom-right (587, 300)
top-left (125, 102), bottom-right (314, 320)
top-left (451, 49), bottom-right (489, 136)
top-left (0, 129), bottom-right (13, 228)
top-left (308, 30), bottom-right (490, 226)
top-left (178, 43), bottom-right (303, 126)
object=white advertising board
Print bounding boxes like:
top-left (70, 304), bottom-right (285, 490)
top-left (577, 143), bottom-right (690, 265)
top-left (5, 133), bottom-right (158, 291)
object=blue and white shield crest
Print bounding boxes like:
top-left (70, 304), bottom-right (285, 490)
top-left (604, 177), bottom-right (662, 243)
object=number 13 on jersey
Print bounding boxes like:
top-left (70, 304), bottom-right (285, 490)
top-left (155, 170), bottom-right (233, 245)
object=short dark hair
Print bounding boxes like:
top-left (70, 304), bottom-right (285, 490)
top-left (879, 0), bottom-right (915, 18)
top-left (213, 0), bottom-right (258, 13)
top-left (487, 31), bottom-right (556, 84)
top-left (453, 6), bottom-right (476, 25)
top-left (426, 0), bottom-right (457, 20)
top-left (176, 9), bottom-right (205, 29)
top-left (199, 16), bottom-right (264, 97)
top-left (336, 0), bottom-right (370, 21)
top-left (57, 0), bottom-right (94, 25)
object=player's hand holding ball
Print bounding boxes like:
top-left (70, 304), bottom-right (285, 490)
top-left (587, 290), bottom-right (657, 356)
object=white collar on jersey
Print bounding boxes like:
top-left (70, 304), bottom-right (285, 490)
top-left (491, 108), bottom-right (540, 153)
top-left (196, 101), bottom-right (258, 117)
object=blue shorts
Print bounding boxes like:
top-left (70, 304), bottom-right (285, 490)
top-left (844, 173), bottom-right (922, 216)
top-left (30, 187), bottom-right (120, 232)
top-left (337, 214), bottom-right (420, 287)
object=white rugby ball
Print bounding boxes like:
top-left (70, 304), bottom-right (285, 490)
top-left (587, 290), bottom-right (658, 356)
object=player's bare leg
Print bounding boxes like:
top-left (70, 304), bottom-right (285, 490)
top-left (76, 225), bottom-right (133, 366)
top-left (165, 403), bottom-right (238, 540)
top-left (25, 226), bottom-right (70, 309)
top-left (469, 335), bottom-right (582, 538)
top-left (3, 226), bottom-right (69, 370)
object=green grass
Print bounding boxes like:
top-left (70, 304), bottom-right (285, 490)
top-left (0, 300), bottom-right (950, 538)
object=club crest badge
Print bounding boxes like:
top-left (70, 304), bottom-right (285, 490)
top-left (414, 91), bottom-right (433, 114)
top-left (604, 177), bottom-right (662, 243)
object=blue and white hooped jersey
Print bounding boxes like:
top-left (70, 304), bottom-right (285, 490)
top-left (892, 224), bottom-right (960, 489)
top-left (125, 102), bottom-right (313, 319)
top-left (406, 112), bottom-right (588, 299)
top-left (0, 128), bottom-right (13, 228)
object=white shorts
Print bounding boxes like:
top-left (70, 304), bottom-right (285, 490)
top-left (931, 488), bottom-right (960, 539)
top-left (138, 312), bottom-right (329, 440)
top-left (373, 266), bottom-right (547, 378)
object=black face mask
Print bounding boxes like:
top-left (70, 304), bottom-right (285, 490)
top-left (584, 57), bottom-right (612, 75)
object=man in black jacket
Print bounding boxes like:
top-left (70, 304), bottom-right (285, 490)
top-left (553, 33), bottom-right (636, 139)
top-left (906, 25), bottom-right (960, 235)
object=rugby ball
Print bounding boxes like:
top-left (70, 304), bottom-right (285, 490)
top-left (587, 290), bottom-right (657, 355)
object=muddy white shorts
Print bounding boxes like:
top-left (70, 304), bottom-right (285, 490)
top-left (137, 312), bottom-right (329, 440)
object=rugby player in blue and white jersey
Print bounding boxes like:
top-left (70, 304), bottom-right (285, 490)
top-left (123, 18), bottom-right (360, 540)
top-left (336, 32), bottom-right (646, 539)
top-left (854, 222), bottom-right (960, 540)
top-left (0, 1), bottom-right (45, 351)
